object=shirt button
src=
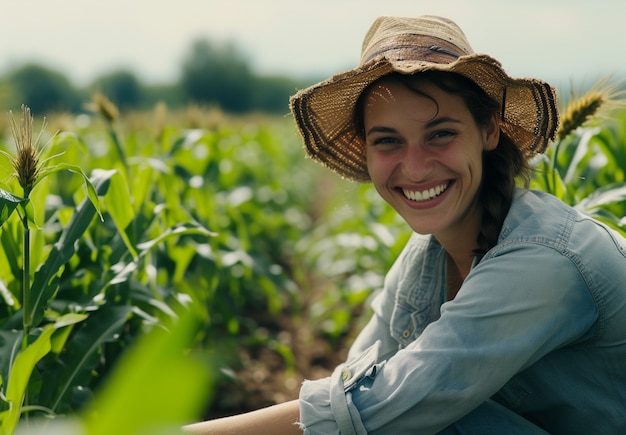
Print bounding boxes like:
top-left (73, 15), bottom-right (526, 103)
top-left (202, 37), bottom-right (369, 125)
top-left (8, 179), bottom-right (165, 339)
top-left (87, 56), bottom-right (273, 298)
top-left (341, 368), bottom-right (351, 382)
top-left (402, 329), bottom-right (410, 338)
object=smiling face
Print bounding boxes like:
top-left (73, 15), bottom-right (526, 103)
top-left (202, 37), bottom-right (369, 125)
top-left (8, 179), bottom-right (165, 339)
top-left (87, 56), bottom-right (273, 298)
top-left (362, 74), bottom-right (500, 248)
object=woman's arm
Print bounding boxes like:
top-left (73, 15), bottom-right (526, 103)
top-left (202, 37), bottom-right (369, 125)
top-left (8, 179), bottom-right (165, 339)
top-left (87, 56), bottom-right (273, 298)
top-left (299, 244), bottom-right (598, 434)
top-left (183, 399), bottom-right (302, 435)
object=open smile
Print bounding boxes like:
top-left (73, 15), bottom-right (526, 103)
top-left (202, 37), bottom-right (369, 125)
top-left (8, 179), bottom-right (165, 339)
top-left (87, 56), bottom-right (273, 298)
top-left (401, 182), bottom-right (451, 202)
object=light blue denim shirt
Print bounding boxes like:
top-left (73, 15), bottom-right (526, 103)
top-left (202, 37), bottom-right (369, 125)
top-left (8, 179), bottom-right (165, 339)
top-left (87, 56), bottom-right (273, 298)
top-left (299, 189), bottom-right (626, 434)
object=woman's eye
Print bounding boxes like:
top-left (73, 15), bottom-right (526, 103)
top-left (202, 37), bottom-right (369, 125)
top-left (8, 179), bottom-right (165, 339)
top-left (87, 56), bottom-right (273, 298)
top-left (429, 130), bottom-right (455, 144)
top-left (367, 136), bottom-right (401, 150)
top-left (432, 130), bottom-right (454, 139)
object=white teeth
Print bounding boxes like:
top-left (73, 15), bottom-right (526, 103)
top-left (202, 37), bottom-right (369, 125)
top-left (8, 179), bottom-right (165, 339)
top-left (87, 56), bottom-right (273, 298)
top-left (403, 183), bottom-right (448, 202)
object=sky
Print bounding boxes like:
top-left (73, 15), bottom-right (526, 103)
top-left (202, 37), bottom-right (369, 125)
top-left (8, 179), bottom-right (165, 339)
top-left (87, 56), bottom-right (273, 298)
top-left (2, 0), bottom-right (624, 91)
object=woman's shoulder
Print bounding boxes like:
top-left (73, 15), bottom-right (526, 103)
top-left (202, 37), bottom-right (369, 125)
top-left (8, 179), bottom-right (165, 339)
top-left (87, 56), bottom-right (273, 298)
top-left (500, 189), bottom-right (583, 243)
top-left (499, 188), bottom-right (626, 258)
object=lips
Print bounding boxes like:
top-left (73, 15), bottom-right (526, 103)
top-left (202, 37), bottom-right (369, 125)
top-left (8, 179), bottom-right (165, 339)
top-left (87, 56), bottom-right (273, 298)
top-left (401, 182), bottom-right (450, 202)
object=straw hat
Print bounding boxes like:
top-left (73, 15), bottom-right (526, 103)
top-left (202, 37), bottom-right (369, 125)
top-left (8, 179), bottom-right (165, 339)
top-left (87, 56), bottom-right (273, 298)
top-left (289, 15), bottom-right (559, 182)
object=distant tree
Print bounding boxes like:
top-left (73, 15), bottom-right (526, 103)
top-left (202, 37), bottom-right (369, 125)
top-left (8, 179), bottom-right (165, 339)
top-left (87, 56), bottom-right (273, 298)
top-left (92, 69), bottom-right (143, 110)
top-left (142, 83), bottom-right (186, 108)
top-left (252, 75), bottom-right (307, 114)
top-left (7, 63), bottom-right (80, 113)
top-left (0, 78), bottom-right (14, 114)
top-left (179, 38), bottom-right (254, 112)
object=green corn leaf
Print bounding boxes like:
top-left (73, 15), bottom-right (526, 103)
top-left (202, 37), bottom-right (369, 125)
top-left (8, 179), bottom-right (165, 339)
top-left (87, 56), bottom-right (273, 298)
top-left (575, 183), bottom-right (626, 211)
top-left (41, 305), bottom-right (133, 414)
top-left (0, 325), bottom-right (55, 434)
top-left (36, 163), bottom-right (104, 222)
top-left (28, 170), bottom-right (114, 329)
top-left (82, 310), bottom-right (212, 435)
top-left (0, 225), bottom-right (22, 304)
top-left (0, 314), bottom-right (89, 433)
top-left (0, 189), bottom-right (27, 228)
top-left (48, 313), bottom-right (89, 355)
top-left (135, 222), bottom-right (216, 253)
top-left (0, 330), bottom-right (23, 405)
top-left (0, 280), bottom-right (16, 311)
top-left (102, 169), bottom-right (137, 260)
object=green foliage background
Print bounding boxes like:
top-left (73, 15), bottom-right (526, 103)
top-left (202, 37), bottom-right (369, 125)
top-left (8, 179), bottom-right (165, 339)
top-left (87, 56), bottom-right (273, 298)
top-left (0, 106), bottom-right (409, 433)
top-left (0, 91), bottom-right (625, 433)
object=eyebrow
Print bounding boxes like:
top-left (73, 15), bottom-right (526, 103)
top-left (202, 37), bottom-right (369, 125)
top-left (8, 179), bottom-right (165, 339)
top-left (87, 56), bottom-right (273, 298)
top-left (426, 116), bottom-right (463, 128)
top-left (365, 116), bottom-right (463, 136)
top-left (365, 126), bottom-right (397, 136)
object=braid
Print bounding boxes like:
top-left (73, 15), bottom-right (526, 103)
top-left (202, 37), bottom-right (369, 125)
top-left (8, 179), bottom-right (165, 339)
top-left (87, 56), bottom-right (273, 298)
top-left (474, 134), bottom-right (530, 259)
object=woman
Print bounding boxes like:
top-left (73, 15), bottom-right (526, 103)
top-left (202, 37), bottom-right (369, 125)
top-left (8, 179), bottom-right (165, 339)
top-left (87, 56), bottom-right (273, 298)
top-left (185, 15), bottom-right (626, 434)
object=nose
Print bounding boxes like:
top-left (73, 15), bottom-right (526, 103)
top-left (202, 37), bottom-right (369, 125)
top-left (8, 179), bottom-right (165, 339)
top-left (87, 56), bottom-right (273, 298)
top-left (402, 143), bottom-right (435, 180)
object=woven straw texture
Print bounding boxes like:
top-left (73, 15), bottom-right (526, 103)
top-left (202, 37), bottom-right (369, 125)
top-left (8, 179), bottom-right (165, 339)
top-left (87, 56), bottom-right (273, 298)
top-left (290, 16), bottom-right (559, 182)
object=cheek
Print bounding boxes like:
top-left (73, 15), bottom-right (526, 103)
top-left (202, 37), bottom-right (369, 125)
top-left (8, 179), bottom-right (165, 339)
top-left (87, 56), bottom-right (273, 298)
top-left (463, 150), bottom-right (485, 184)
top-left (445, 145), bottom-right (483, 176)
top-left (365, 149), bottom-right (386, 183)
top-left (365, 148), bottom-right (376, 177)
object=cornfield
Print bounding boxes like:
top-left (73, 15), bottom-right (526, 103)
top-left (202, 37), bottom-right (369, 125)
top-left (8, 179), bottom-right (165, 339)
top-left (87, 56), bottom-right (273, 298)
top-left (0, 81), bottom-right (625, 433)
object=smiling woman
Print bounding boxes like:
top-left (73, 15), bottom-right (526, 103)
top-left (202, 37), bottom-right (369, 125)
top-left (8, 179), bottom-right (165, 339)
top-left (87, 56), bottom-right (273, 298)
top-left (360, 74), bottom-right (500, 258)
top-left (185, 14), bottom-right (626, 435)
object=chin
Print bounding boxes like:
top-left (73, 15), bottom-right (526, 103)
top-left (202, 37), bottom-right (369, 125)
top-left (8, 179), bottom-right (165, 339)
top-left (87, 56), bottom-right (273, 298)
top-left (403, 220), bottom-right (442, 236)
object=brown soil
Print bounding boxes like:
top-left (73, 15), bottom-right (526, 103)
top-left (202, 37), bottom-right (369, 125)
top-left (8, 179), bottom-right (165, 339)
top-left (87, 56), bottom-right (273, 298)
top-left (206, 313), bottom-right (350, 419)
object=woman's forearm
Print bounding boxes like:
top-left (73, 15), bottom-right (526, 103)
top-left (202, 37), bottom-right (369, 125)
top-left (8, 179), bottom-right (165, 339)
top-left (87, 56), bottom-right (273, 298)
top-left (183, 399), bottom-right (302, 435)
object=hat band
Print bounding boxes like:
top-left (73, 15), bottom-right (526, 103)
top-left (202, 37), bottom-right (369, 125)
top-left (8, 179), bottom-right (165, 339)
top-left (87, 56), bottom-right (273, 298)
top-left (361, 34), bottom-right (467, 65)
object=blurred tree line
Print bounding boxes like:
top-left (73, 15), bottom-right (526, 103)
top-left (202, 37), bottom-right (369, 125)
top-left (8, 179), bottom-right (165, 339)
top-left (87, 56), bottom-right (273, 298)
top-left (0, 38), bottom-right (313, 115)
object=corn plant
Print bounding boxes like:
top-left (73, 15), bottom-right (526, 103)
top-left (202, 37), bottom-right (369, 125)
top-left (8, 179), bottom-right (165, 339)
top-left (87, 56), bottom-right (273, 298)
top-left (530, 80), bottom-right (626, 234)
top-left (0, 105), bottom-right (215, 432)
top-left (0, 107), bottom-right (104, 430)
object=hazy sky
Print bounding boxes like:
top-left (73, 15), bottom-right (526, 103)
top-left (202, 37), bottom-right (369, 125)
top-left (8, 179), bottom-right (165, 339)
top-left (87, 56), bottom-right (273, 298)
top-left (2, 0), bottom-right (623, 89)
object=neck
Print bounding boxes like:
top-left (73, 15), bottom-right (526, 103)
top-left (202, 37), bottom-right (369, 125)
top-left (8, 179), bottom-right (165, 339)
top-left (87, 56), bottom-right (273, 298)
top-left (446, 254), bottom-right (470, 301)
top-left (436, 222), bottom-right (481, 278)
top-left (436, 208), bottom-right (482, 300)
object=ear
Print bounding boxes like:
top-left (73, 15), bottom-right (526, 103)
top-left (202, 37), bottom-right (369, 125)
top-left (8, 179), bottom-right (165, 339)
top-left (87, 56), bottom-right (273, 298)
top-left (482, 114), bottom-right (500, 151)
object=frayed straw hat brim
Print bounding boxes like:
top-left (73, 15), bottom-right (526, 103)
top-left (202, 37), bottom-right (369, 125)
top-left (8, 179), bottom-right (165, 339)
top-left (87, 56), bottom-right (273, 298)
top-left (290, 17), bottom-right (559, 182)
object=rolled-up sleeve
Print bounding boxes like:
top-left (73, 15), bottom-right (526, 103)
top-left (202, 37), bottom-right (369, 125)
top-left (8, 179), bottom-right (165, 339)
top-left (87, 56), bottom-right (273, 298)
top-left (298, 242), bottom-right (598, 434)
top-left (299, 341), bottom-right (383, 434)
